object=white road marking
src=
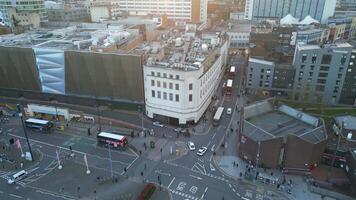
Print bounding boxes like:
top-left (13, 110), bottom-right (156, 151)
top-left (167, 177), bottom-right (175, 189)
top-left (210, 144), bottom-right (215, 152)
top-left (241, 197), bottom-right (250, 200)
top-left (209, 163), bottom-right (215, 171)
top-left (189, 186), bottom-right (198, 194)
top-left (212, 132), bottom-right (217, 139)
top-left (189, 174), bottom-right (202, 180)
top-left (9, 194), bottom-right (23, 198)
top-left (200, 187), bottom-right (208, 199)
top-left (177, 182), bottom-right (186, 191)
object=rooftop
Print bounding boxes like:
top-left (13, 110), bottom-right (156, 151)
top-left (297, 42), bottom-right (353, 51)
top-left (334, 115), bottom-right (356, 130)
top-left (244, 104), bottom-right (326, 144)
top-left (0, 23), bottom-right (147, 53)
top-left (143, 29), bottom-right (226, 72)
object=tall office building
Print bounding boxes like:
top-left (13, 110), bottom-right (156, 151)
top-left (0, 0), bottom-right (47, 27)
top-left (117, 0), bottom-right (208, 23)
top-left (244, 0), bottom-right (336, 24)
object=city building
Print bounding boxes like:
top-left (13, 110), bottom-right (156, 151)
top-left (116, 0), bottom-right (208, 23)
top-left (46, 3), bottom-right (89, 22)
top-left (334, 115), bottom-right (356, 141)
top-left (7, 7), bottom-right (40, 28)
top-left (0, 0), bottom-right (47, 27)
top-left (142, 29), bottom-right (228, 125)
top-left (244, 0), bottom-right (336, 24)
top-left (292, 43), bottom-right (353, 104)
top-left (240, 100), bottom-right (327, 169)
top-left (225, 23), bottom-right (251, 49)
top-left (340, 49), bottom-right (356, 105)
top-left (335, 0), bottom-right (356, 18)
top-left (246, 41), bottom-right (356, 105)
top-left (90, 1), bottom-right (118, 22)
top-left (0, 23), bottom-right (150, 105)
top-left (345, 148), bottom-right (356, 187)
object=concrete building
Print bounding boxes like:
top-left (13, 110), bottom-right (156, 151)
top-left (244, 0), bottom-right (336, 24)
top-left (0, 0), bottom-right (47, 27)
top-left (240, 100), bottom-right (327, 169)
top-left (7, 7), bottom-right (40, 28)
top-left (340, 49), bottom-right (356, 105)
top-left (116, 0), bottom-right (208, 23)
top-left (292, 43), bottom-right (353, 104)
top-left (47, 5), bottom-right (89, 22)
top-left (226, 23), bottom-right (251, 49)
top-left (90, 2), bottom-right (117, 22)
top-left (143, 30), bottom-right (228, 125)
top-left (0, 23), bottom-right (149, 105)
top-left (334, 115), bottom-right (356, 141)
top-left (345, 148), bottom-right (356, 187)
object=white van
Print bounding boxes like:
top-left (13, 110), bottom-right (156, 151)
top-left (7, 170), bottom-right (27, 184)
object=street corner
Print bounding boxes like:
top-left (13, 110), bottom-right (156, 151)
top-left (0, 139), bottom-right (42, 173)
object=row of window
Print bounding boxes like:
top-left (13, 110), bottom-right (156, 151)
top-left (151, 71), bottom-right (180, 80)
top-left (301, 54), bottom-right (347, 66)
top-left (151, 80), bottom-right (193, 90)
top-left (151, 90), bottom-right (193, 102)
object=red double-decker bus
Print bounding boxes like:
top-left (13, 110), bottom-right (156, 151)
top-left (97, 132), bottom-right (128, 149)
top-left (226, 79), bottom-right (233, 95)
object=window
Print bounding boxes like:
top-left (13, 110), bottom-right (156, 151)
top-left (310, 65), bottom-right (315, 70)
top-left (151, 90), bottom-right (155, 97)
top-left (151, 80), bottom-right (155, 86)
top-left (176, 75), bottom-right (180, 80)
top-left (163, 82), bottom-right (167, 88)
top-left (175, 94), bottom-right (179, 102)
top-left (163, 73), bottom-right (167, 78)
top-left (157, 91), bottom-right (161, 98)
top-left (261, 69), bottom-right (264, 73)
top-left (260, 75), bottom-right (264, 79)
top-left (157, 81), bottom-right (161, 87)
top-left (157, 72), bottom-right (161, 77)
top-left (169, 82), bottom-right (173, 89)
top-left (321, 54), bottom-right (332, 64)
top-left (151, 71), bottom-right (155, 76)
top-left (317, 79), bottom-right (326, 84)
top-left (169, 93), bottom-right (173, 101)
top-left (309, 72), bottom-right (313, 77)
top-left (189, 94), bottom-right (193, 102)
top-left (302, 54), bottom-right (307, 63)
top-left (169, 74), bottom-right (173, 79)
top-left (163, 92), bottom-right (167, 100)
top-left (266, 69), bottom-right (271, 74)
top-left (320, 66), bottom-right (329, 71)
top-left (348, 68), bottom-right (352, 72)
top-left (250, 68), bottom-right (253, 72)
top-left (341, 55), bottom-right (347, 65)
top-left (316, 85), bottom-right (325, 91)
top-left (318, 72), bottom-right (328, 78)
top-left (312, 54), bottom-right (317, 63)
top-left (175, 84), bottom-right (179, 90)
top-left (300, 65), bottom-right (305, 70)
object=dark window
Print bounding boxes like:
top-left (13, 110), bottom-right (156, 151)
top-left (189, 94), bottom-right (193, 102)
top-left (321, 55), bottom-right (332, 64)
top-left (302, 54), bottom-right (307, 63)
top-left (312, 54), bottom-right (317, 63)
top-left (320, 66), bottom-right (330, 71)
top-left (318, 72), bottom-right (328, 78)
top-left (341, 55), bottom-right (347, 65)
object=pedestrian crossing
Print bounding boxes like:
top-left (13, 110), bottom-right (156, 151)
top-left (169, 189), bottom-right (199, 200)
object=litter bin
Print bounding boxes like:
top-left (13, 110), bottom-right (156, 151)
top-left (150, 141), bottom-right (155, 149)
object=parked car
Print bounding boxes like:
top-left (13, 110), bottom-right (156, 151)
top-left (187, 141), bottom-right (195, 151)
top-left (226, 108), bottom-right (232, 115)
top-left (197, 147), bottom-right (207, 156)
top-left (152, 121), bottom-right (164, 127)
top-left (174, 127), bottom-right (187, 133)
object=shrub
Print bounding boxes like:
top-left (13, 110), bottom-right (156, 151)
top-left (136, 183), bottom-right (156, 200)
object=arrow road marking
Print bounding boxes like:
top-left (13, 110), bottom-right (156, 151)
top-left (189, 174), bottom-right (202, 180)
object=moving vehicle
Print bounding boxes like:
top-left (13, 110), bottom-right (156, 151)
top-left (197, 147), bottom-right (207, 156)
top-left (153, 121), bottom-right (164, 127)
top-left (226, 79), bottom-right (233, 95)
top-left (213, 107), bottom-right (224, 126)
top-left (226, 108), bottom-right (232, 115)
top-left (97, 132), bottom-right (128, 149)
top-left (25, 118), bottom-right (53, 131)
top-left (174, 127), bottom-right (186, 133)
top-left (229, 66), bottom-right (236, 78)
top-left (7, 170), bottom-right (27, 184)
top-left (187, 141), bottom-right (195, 151)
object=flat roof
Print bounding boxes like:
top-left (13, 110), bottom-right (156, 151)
top-left (334, 115), bottom-right (356, 130)
top-left (249, 57), bottom-right (274, 66)
top-left (98, 132), bottom-right (126, 140)
top-left (230, 66), bottom-right (236, 73)
top-left (244, 107), bottom-right (326, 144)
top-left (25, 118), bottom-right (49, 125)
top-left (227, 79), bottom-right (233, 87)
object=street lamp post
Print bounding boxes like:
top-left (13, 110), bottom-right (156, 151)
top-left (96, 101), bottom-right (102, 133)
top-left (108, 144), bottom-right (114, 180)
top-left (328, 121), bottom-right (343, 180)
top-left (17, 104), bottom-right (34, 161)
top-left (255, 141), bottom-right (261, 179)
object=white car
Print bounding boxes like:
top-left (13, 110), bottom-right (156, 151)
top-left (187, 141), bottom-right (195, 151)
top-left (153, 121), bottom-right (164, 127)
top-left (226, 108), bottom-right (232, 115)
top-left (197, 147), bottom-right (207, 156)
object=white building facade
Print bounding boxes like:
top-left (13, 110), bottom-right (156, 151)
top-left (144, 41), bottom-right (228, 125)
top-left (116, 0), bottom-right (208, 23)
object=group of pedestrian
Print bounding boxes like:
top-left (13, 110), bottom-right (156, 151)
top-left (233, 161), bottom-right (239, 167)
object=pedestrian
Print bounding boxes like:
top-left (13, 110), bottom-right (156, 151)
top-left (139, 150), bottom-right (142, 155)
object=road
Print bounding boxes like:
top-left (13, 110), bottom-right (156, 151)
top-left (0, 53), bottom-right (287, 200)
